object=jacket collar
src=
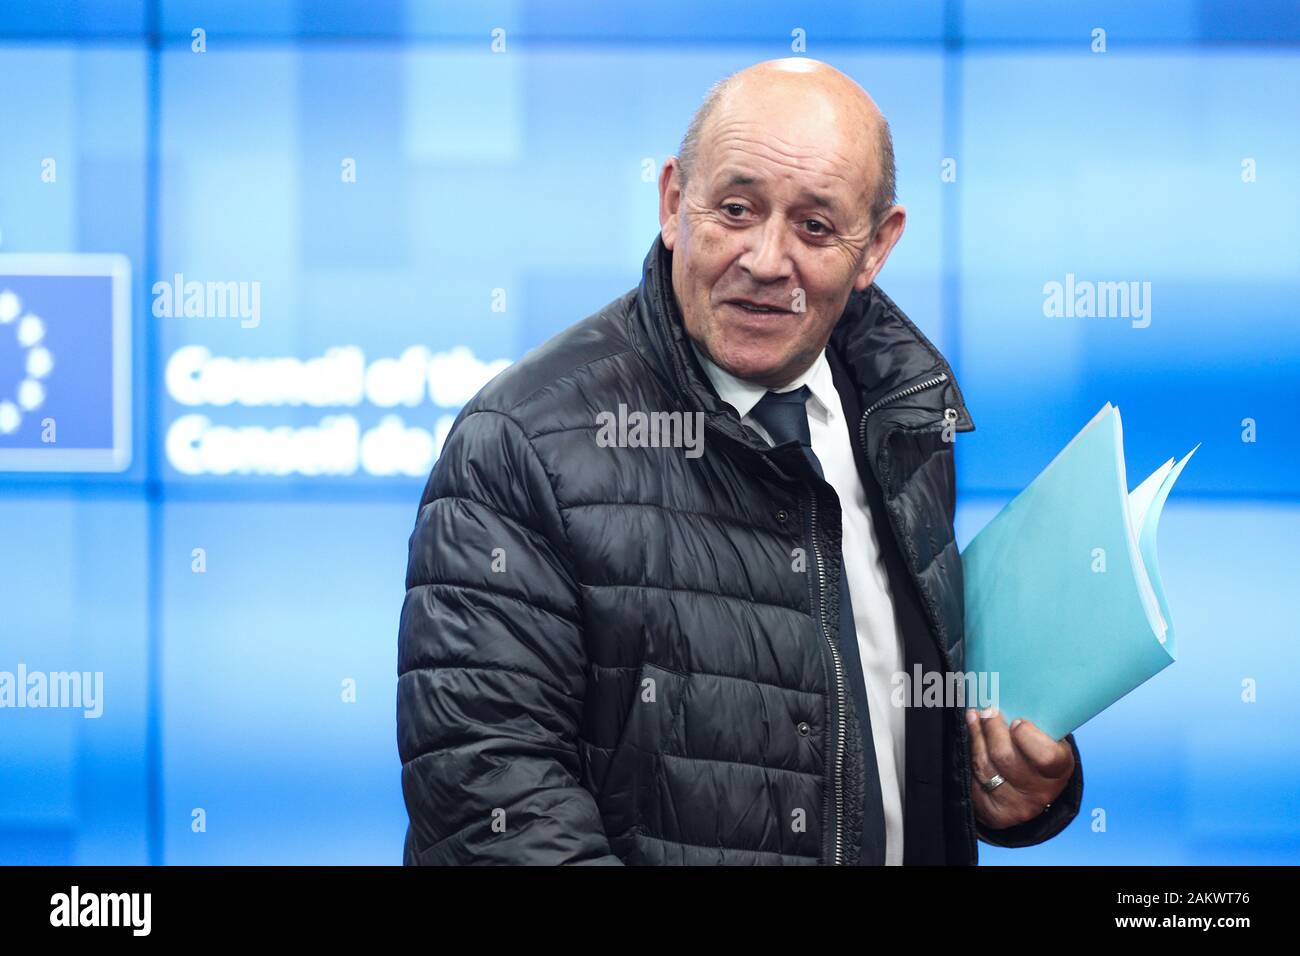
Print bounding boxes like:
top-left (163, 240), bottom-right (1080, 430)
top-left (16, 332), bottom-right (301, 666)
top-left (630, 233), bottom-right (975, 450)
top-left (689, 338), bottom-right (839, 426)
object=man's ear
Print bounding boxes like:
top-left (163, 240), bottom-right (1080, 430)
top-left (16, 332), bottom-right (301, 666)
top-left (659, 157), bottom-right (682, 251)
top-left (853, 204), bottom-right (907, 292)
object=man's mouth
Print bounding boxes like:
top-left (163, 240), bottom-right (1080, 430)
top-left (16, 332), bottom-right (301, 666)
top-left (725, 299), bottom-right (792, 315)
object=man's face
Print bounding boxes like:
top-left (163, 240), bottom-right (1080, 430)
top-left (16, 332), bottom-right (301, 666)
top-left (660, 107), bottom-right (904, 389)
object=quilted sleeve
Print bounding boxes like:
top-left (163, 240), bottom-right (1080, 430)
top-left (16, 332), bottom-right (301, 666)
top-left (397, 407), bottom-right (623, 865)
top-left (975, 733), bottom-right (1084, 849)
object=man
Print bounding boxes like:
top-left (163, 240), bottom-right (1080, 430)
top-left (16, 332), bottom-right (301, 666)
top-left (398, 57), bottom-right (1082, 865)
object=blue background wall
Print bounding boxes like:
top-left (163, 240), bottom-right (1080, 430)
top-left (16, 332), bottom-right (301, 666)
top-left (0, 1), bottom-right (1296, 864)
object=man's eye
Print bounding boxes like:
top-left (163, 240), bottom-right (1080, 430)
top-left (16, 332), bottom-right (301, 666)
top-left (722, 203), bottom-right (747, 217)
top-left (805, 220), bottom-right (832, 235)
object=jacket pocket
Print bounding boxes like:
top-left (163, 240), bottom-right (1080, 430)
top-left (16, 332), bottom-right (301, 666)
top-left (594, 662), bottom-right (686, 838)
top-left (624, 661), bottom-right (689, 754)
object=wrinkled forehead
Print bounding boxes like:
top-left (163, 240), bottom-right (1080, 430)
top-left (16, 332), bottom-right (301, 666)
top-left (698, 89), bottom-right (877, 214)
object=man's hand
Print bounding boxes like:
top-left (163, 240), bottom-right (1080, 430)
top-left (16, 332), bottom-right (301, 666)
top-left (966, 707), bottom-right (1075, 830)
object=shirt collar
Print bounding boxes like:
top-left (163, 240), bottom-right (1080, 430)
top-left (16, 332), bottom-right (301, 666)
top-left (689, 340), bottom-right (837, 423)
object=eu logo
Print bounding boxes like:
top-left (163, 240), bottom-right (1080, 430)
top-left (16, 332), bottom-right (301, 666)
top-left (0, 255), bottom-right (131, 472)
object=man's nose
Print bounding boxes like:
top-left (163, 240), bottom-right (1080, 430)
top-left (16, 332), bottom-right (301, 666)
top-left (740, 218), bottom-right (795, 283)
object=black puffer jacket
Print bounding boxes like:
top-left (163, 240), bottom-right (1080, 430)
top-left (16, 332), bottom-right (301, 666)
top-left (398, 234), bottom-right (1083, 864)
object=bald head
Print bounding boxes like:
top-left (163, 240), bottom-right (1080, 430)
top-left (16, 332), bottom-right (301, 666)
top-left (676, 58), bottom-right (896, 231)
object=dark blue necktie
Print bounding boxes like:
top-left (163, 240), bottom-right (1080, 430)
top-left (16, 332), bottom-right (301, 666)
top-left (749, 385), bottom-right (887, 866)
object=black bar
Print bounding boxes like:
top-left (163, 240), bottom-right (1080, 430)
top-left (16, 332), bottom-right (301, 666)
top-left (0, 865), bottom-right (1283, 940)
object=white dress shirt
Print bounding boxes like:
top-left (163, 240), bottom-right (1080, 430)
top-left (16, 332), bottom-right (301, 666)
top-left (691, 342), bottom-right (906, 865)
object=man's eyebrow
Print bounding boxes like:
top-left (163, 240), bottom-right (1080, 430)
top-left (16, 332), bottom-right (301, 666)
top-left (717, 170), bottom-right (841, 213)
top-left (801, 190), bottom-right (839, 212)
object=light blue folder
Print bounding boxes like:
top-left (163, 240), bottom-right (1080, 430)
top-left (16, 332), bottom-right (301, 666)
top-left (962, 403), bottom-right (1198, 740)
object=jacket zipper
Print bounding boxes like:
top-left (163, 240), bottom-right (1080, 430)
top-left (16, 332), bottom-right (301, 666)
top-left (799, 371), bottom-right (953, 865)
top-left (807, 489), bottom-right (846, 865)
top-left (854, 369), bottom-right (979, 861)
top-left (856, 372), bottom-right (949, 452)
top-left (813, 373), bottom-right (950, 865)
